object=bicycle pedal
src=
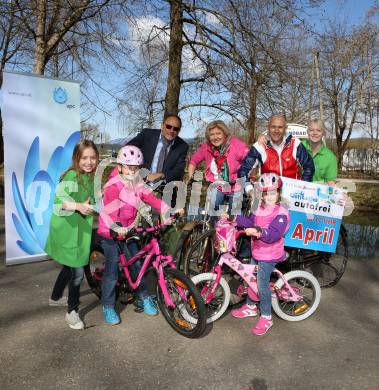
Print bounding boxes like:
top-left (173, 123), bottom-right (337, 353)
top-left (120, 294), bottom-right (135, 305)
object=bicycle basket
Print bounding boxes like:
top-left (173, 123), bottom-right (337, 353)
top-left (215, 219), bottom-right (237, 253)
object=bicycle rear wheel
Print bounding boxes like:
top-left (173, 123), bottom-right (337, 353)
top-left (84, 250), bottom-right (104, 299)
top-left (156, 268), bottom-right (207, 338)
top-left (84, 249), bottom-right (125, 301)
top-left (183, 230), bottom-right (216, 277)
top-left (271, 270), bottom-right (321, 321)
top-left (175, 223), bottom-right (205, 270)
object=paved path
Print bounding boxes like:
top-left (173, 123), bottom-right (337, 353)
top-left (0, 203), bottom-right (378, 389)
top-left (337, 178), bottom-right (379, 184)
top-left (0, 255), bottom-right (378, 389)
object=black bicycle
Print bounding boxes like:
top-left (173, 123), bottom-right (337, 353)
top-left (181, 191), bottom-right (252, 276)
top-left (281, 225), bottom-right (349, 288)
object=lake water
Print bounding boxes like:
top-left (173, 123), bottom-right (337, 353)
top-left (344, 211), bottom-right (379, 258)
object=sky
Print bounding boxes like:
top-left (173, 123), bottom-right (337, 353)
top-left (92, 0), bottom-right (378, 142)
top-left (320, 0), bottom-right (376, 24)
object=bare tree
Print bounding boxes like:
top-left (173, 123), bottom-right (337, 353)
top-left (11, 0), bottom-right (119, 75)
top-left (0, 0), bottom-right (133, 162)
top-left (0, 0), bottom-right (30, 164)
top-left (179, 0), bottom-right (319, 142)
top-left (318, 22), bottom-right (379, 168)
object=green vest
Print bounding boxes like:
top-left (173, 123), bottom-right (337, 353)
top-left (45, 170), bottom-right (94, 267)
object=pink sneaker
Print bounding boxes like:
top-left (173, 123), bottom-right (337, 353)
top-left (251, 316), bottom-right (273, 336)
top-left (231, 304), bottom-right (258, 318)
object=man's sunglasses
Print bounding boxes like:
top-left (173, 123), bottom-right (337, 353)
top-left (165, 124), bottom-right (180, 132)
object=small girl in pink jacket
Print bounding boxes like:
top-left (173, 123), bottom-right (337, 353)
top-left (187, 120), bottom-right (249, 224)
top-left (231, 173), bottom-right (289, 336)
top-left (98, 145), bottom-right (170, 325)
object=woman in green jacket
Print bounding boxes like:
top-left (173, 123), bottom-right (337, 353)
top-left (301, 119), bottom-right (337, 185)
top-left (45, 140), bottom-right (99, 330)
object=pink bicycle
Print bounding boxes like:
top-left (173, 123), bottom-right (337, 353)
top-left (86, 216), bottom-right (207, 338)
top-left (182, 219), bottom-right (321, 324)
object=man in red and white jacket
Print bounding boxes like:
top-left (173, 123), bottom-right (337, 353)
top-left (238, 114), bottom-right (315, 193)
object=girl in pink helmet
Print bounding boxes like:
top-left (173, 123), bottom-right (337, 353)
top-left (98, 145), bottom-right (172, 324)
top-left (230, 173), bottom-right (290, 336)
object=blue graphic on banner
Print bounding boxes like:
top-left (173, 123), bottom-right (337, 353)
top-left (284, 210), bottom-right (342, 252)
top-left (53, 87), bottom-right (68, 104)
top-left (12, 131), bottom-right (80, 254)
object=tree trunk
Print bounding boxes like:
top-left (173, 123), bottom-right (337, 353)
top-left (336, 128), bottom-right (344, 170)
top-left (164, 0), bottom-right (183, 116)
top-left (33, 0), bottom-right (47, 75)
top-left (247, 82), bottom-right (257, 144)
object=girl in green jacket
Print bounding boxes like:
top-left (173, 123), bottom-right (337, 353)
top-left (45, 140), bottom-right (99, 330)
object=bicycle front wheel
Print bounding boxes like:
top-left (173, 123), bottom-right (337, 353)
top-left (272, 270), bottom-right (321, 322)
top-left (183, 230), bottom-right (215, 277)
top-left (156, 268), bottom-right (207, 338)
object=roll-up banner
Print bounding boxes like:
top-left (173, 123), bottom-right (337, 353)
top-left (1, 71), bottom-right (80, 265)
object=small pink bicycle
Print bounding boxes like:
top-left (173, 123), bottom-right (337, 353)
top-left (85, 216), bottom-right (207, 338)
top-left (181, 219), bottom-right (321, 324)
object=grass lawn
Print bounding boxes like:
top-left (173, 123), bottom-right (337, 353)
top-left (348, 182), bottom-right (379, 211)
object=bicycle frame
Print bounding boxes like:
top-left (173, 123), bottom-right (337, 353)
top-left (115, 224), bottom-right (188, 309)
top-left (203, 231), bottom-right (304, 305)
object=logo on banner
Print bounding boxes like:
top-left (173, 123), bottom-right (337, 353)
top-left (11, 132), bottom-right (80, 255)
top-left (53, 87), bottom-right (68, 104)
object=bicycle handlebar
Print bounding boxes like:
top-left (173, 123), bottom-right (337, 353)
top-left (187, 178), bottom-right (237, 186)
top-left (111, 213), bottom-right (181, 240)
top-left (146, 177), bottom-right (166, 186)
top-left (133, 212), bottom-right (181, 233)
top-left (235, 230), bottom-right (247, 240)
top-left (234, 226), bottom-right (262, 240)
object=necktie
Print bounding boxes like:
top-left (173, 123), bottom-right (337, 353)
top-left (156, 138), bottom-right (172, 173)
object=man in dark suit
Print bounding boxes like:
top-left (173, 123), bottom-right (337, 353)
top-left (126, 114), bottom-right (189, 182)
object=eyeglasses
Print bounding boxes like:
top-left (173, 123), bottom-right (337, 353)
top-left (165, 124), bottom-right (180, 132)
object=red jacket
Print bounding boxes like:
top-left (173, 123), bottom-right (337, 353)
top-left (261, 138), bottom-right (299, 179)
top-left (238, 134), bottom-right (315, 181)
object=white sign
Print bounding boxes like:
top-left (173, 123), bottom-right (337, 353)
top-left (2, 71), bottom-right (80, 264)
top-left (287, 123), bottom-right (308, 139)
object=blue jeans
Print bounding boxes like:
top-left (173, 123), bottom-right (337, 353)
top-left (209, 189), bottom-right (235, 226)
top-left (51, 265), bottom-right (84, 313)
top-left (247, 259), bottom-right (276, 316)
top-left (101, 238), bottom-right (148, 308)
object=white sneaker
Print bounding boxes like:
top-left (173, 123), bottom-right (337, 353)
top-left (49, 297), bottom-right (68, 307)
top-left (65, 310), bottom-right (84, 330)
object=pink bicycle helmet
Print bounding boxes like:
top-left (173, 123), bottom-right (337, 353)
top-left (117, 145), bottom-right (144, 166)
top-left (256, 173), bottom-right (282, 192)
